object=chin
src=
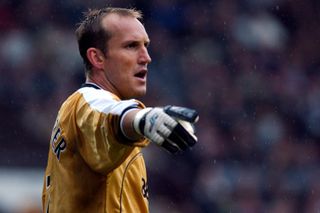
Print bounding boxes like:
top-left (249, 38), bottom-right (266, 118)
top-left (133, 89), bottom-right (147, 98)
top-left (123, 88), bottom-right (146, 99)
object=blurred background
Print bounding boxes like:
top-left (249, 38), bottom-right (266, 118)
top-left (1, 0), bottom-right (320, 212)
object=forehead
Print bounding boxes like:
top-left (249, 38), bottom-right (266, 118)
top-left (102, 13), bottom-right (149, 42)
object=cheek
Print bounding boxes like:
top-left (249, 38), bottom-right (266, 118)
top-left (105, 52), bottom-right (136, 79)
top-left (121, 55), bottom-right (136, 69)
top-left (115, 56), bottom-right (135, 76)
top-left (111, 54), bottom-right (135, 69)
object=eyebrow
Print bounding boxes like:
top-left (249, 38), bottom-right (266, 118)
top-left (122, 39), bottom-right (150, 46)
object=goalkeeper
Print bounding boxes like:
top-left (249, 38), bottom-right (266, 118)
top-left (42, 7), bottom-right (199, 213)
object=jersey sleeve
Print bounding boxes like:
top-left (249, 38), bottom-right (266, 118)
top-left (75, 88), bottom-right (149, 174)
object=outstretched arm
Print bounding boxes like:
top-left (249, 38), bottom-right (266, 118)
top-left (121, 105), bottom-right (199, 154)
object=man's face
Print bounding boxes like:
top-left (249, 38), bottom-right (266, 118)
top-left (101, 14), bottom-right (151, 99)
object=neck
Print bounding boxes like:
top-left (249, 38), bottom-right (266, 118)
top-left (86, 71), bottom-right (121, 98)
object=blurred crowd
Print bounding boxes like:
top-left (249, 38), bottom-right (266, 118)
top-left (1, 0), bottom-right (320, 212)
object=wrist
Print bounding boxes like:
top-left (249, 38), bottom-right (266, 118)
top-left (133, 107), bottom-right (152, 135)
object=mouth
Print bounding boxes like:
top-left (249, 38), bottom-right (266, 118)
top-left (134, 69), bottom-right (147, 80)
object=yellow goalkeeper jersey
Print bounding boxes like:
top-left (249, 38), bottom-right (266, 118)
top-left (42, 83), bottom-right (149, 213)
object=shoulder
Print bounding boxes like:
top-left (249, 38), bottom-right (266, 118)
top-left (78, 86), bottom-right (116, 102)
top-left (77, 87), bottom-right (144, 115)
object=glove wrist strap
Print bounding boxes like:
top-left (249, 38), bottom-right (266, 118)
top-left (133, 108), bottom-right (152, 135)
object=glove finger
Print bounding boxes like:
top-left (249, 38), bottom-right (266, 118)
top-left (164, 105), bottom-right (199, 123)
top-left (158, 124), bottom-right (172, 137)
top-left (150, 132), bottom-right (165, 145)
top-left (161, 140), bottom-right (180, 154)
top-left (171, 123), bottom-right (197, 147)
top-left (167, 131), bottom-right (189, 151)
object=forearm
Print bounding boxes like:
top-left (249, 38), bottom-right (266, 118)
top-left (121, 108), bottom-right (143, 140)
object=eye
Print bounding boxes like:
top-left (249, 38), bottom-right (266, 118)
top-left (144, 41), bottom-right (150, 48)
top-left (125, 42), bottom-right (139, 49)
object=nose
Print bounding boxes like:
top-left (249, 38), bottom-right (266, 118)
top-left (138, 47), bottom-right (152, 65)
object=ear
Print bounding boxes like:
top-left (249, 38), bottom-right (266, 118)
top-left (86, 48), bottom-right (105, 70)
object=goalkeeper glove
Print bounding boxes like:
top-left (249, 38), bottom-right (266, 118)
top-left (133, 105), bottom-right (199, 154)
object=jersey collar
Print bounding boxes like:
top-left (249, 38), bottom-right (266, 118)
top-left (81, 82), bottom-right (101, 90)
